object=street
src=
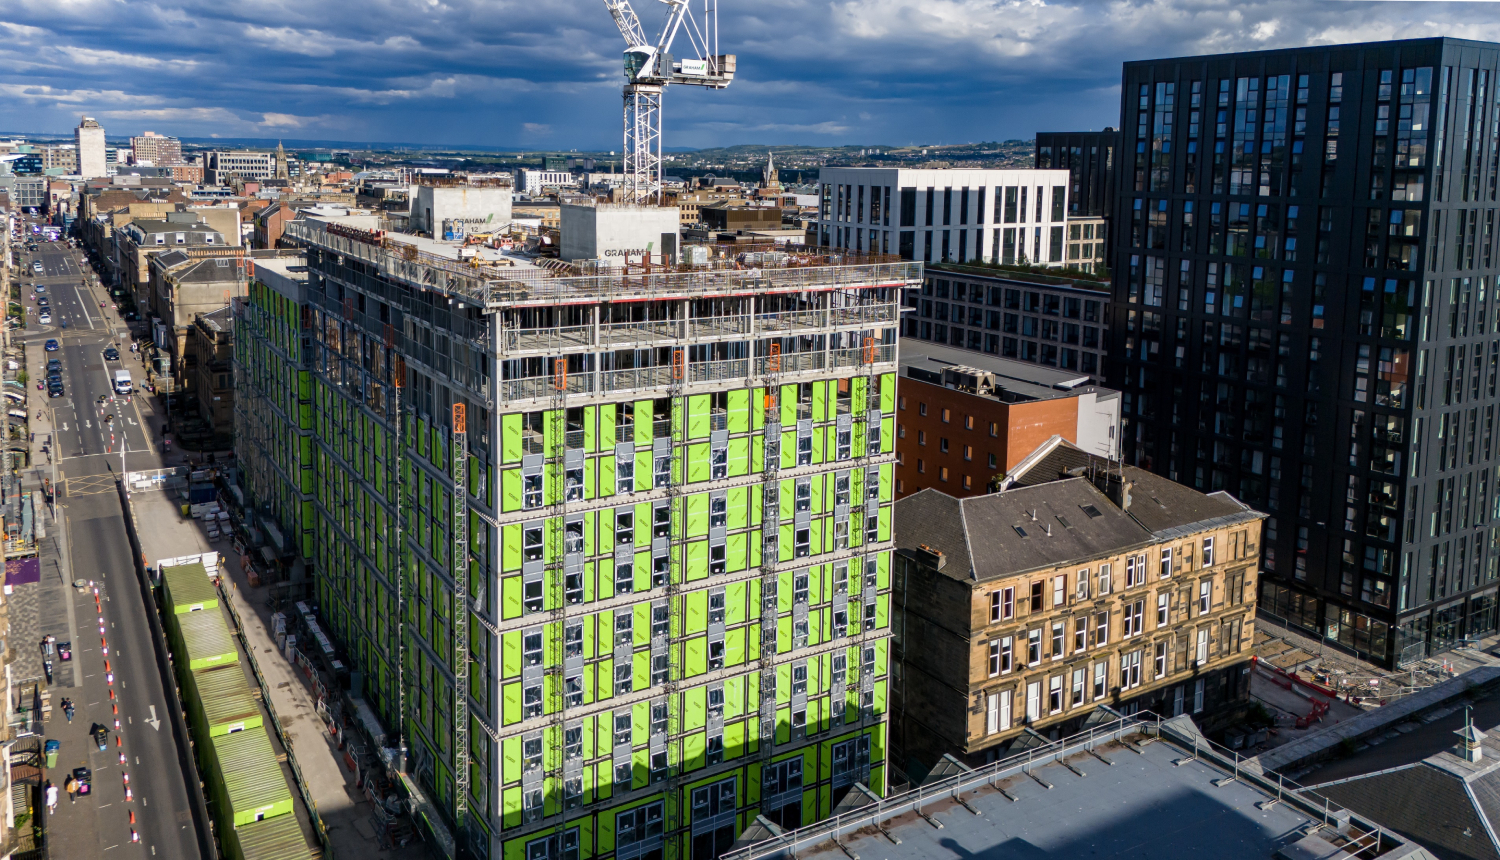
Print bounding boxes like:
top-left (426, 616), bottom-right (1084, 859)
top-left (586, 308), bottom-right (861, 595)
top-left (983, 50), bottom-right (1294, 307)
top-left (19, 237), bottom-right (205, 859)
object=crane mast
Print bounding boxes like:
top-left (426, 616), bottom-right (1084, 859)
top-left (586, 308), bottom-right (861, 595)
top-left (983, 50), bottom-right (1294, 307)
top-left (604, 0), bottom-right (735, 204)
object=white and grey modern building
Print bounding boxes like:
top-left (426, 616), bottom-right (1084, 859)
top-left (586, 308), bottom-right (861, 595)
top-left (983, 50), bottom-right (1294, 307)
top-left (813, 168), bottom-right (1073, 264)
top-left (75, 116), bottom-right (106, 180)
top-left (204, 151), bottom-right (276, 185)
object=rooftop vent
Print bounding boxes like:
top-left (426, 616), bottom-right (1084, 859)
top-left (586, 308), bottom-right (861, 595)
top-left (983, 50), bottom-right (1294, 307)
top-left (942, 365), bottom-right (997, 396)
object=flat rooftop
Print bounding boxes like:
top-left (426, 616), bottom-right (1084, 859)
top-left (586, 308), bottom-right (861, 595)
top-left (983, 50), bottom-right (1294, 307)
top-left (287, 218), bottom-right (921, 309)
top-left (725, 716), bottom-right (1422, 860)
top-left (899, 337), bottom-right (1114, 401)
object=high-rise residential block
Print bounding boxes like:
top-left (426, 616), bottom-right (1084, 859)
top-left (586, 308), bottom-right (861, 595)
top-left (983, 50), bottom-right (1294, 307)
top-left (75, 116), bottom-right (106, 179)
top-left (814, 168), bottom-right (1071, 265)
top-left (131, 131), bottom-right (184, 167)
top-left (234, 257), bottom-right (317, 561)
top-left (266, 218), bottom-right (917, 858)
top-left (1111, 38), bottom-right (1500, 667)
top-left (1035, 131), bottom-right (1120, 221)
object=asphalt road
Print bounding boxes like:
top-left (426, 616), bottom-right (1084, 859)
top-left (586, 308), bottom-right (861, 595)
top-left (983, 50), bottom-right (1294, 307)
top-left (21, 238), bottom-right (203, 859)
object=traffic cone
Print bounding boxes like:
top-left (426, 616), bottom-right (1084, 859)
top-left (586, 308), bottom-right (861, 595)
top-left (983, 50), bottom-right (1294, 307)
top-left (130, 828), bottom-right (138, 842)
top-left (106, 673), bottom-right (113, 685)
top-left (129, 810), bottom-right (135, 825)
top-left (108, 689), bottom-right (115, 701)
top-left (104, 660), bottom-right (110, 672)
top-left (122, 772), bottom-right (129, 785)
top-left (124, 786), bottom-right (133, 802)
top-left (119, 750), bottom-right (126, 764)
top-left (114, 718), bottom-right (121, 731)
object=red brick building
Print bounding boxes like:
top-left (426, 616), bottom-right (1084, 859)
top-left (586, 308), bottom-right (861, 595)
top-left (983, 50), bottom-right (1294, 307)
top-left (895, 339), bottom-right (1120, 498)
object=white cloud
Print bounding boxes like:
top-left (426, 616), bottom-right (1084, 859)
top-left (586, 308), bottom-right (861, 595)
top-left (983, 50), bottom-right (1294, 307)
top-left (4, 0), bottom-right (1500, 145)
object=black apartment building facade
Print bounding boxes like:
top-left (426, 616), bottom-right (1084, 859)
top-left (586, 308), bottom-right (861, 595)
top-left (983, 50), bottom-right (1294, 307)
top-left (1036, 131), bottom-right (1120, 219)
top-left (1110, 38), bottom-right (1500, 667)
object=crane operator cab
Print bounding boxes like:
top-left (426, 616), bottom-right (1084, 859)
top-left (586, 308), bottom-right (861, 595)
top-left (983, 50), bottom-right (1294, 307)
top-left (624, 46), bottom-right (657, 81)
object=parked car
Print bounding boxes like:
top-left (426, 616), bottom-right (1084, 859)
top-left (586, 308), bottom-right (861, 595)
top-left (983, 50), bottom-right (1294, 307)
top-left (47, 382), bottom-right (63, 398)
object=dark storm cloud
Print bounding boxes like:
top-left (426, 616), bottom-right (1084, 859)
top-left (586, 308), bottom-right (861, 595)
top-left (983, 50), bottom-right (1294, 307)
top-left (3, 0), bottom-right (1500, 147)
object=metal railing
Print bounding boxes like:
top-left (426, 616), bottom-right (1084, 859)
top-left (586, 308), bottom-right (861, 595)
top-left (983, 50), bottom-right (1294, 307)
top-left (285, 221), bottom-right (923, 309)
top-left (721, 712), bottom-right (1404, 860)
top-left (496, 305), bottom-right (901, 356)
top-left (496, 348), bottom-right (897, 405)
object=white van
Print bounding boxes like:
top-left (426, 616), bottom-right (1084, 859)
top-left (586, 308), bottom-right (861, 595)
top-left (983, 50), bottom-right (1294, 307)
top-left (113, 369), bottom-right (132, 395)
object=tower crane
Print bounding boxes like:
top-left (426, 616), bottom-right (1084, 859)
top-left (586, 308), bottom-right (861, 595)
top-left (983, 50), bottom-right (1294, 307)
top-left (604, 0), bottom-right (735, 204)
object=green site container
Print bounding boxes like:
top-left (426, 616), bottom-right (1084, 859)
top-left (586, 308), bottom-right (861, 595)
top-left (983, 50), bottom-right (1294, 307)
top-left (184, 664), bottom-right (263, 739)
top-left (161, 561), bottom-right (219, 615)
top-left (227, 812), bottom-right (319, 860)
top-left (172, 609), bottom-right (238, 672)
top-left (208, 729), bottom-right (294, 828)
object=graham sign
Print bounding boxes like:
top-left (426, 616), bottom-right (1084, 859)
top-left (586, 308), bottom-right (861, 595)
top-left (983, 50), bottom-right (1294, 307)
top-left (679, 59), bottom-right (708, 76)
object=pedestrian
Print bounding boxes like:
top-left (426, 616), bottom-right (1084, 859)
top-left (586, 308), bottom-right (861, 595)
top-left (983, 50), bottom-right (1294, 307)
top-left (63, 776), bottom-right (75, 804)
top-left (62, 699), bottom-right (73, 723)
top-left (44, 780), bottom-right (56, 814)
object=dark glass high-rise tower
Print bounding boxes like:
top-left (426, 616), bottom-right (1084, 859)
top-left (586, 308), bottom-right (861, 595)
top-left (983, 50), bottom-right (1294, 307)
top-left (1110, 38), bottom-right (1500, 666)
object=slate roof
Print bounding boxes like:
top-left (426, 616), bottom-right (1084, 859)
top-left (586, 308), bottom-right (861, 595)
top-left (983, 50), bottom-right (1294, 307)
top-left (1008, 438), bottom-right (1255, 537)
top-left (1306, 733), bottom-right (1500, 860)
top-left (896, 440), bottom-right (1262, 582)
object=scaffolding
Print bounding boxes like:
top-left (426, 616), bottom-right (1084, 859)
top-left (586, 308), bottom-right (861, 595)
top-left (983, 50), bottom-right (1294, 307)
top-left (452, 403), bottom-right (471, 831)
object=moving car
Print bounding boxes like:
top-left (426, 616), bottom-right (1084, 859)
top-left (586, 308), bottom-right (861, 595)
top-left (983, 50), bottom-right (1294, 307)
top-left (112, 369), bottom-right (132, 395)
top-left (102, 346), bottom-right (119, 361)
top-left (31, 262), bottom-right (42, 273)
top-left (38, 313), bottom-right (51, 325)
top-left (44, 339), bottom-right (58, 351)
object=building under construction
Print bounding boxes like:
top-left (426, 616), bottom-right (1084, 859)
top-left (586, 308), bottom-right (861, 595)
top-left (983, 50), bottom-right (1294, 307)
top-left (268, 215), bottom-right (919, 859)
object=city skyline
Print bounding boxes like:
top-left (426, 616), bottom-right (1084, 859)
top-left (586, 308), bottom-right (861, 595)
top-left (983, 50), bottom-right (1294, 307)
top-left (4, 1), bottom-right (1500, 148)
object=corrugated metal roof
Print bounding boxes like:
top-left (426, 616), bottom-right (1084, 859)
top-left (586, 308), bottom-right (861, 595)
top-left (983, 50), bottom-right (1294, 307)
top-left (162, 561), bottom-right (218, 613)
top-left (211, 729), bottom-right (294, 827)
top-left (230, 812), bottom-right (319, 860)
top-left (187, 665), bottom-right (263, 736)
top-left (176, 609), bottom-right (237, 670)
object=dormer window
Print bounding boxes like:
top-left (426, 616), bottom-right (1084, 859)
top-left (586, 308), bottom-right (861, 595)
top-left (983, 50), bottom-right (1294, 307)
top-left (175, 232), bottom-right (186, 244)
top-left (204, 235), bottom-right (214, 244)
top-left (154, 235), bottom-right (164, 245)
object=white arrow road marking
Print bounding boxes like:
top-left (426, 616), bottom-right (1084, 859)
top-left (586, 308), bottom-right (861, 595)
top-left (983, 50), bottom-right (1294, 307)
top-left (146, 705), bottom-right (160, 731)
top-left (83, 420), bottom-right (91, 429)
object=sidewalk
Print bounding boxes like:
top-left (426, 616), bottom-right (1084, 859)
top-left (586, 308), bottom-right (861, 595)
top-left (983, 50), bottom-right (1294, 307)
top-left (126, 464), bottom-right (429, 859)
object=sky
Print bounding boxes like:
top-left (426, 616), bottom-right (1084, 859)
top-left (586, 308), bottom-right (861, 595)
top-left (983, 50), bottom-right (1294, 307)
top-left (5, 0), bottom-right (1500, 151)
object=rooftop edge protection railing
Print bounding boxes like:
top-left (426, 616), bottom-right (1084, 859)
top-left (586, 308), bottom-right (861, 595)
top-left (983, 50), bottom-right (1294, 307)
top-left (720, 711), bottom-right (1403, 860)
